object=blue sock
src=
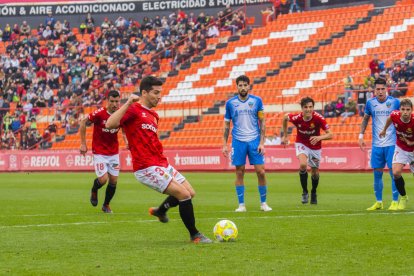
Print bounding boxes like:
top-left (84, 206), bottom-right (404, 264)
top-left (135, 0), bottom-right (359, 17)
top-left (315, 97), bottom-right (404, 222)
top-left (389, 170), bottom-right (399, 201)
top-left (235, 185), bottom-right (245, 205)
top-left (373, 170), bottom-right (383, 201)
top-left (258, 185), bottom-right (267, 203)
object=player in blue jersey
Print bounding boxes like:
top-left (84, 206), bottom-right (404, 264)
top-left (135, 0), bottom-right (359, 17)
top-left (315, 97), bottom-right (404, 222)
top-left (358, 77), bottom-right (400, 211)
top-left (222, 75), bottom-right (272, 212)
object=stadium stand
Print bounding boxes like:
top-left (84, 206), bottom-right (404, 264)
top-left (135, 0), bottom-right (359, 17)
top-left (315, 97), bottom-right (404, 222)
top-left (2, 1), bottom-right (414, 150)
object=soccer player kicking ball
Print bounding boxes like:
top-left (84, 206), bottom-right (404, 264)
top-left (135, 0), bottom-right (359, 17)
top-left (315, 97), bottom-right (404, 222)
top-left (105, 76), bottom-right (211, 244)
top-left (282, 97), bottom-right (333, 204)
top-left (80, 90), bottom-right (125, 213)
top-left (222, 75), bottom-right (272, 212)
top-left (379, 98), bottom-right (413, 210)
top-left (359, 78), bottom-right (400, 211)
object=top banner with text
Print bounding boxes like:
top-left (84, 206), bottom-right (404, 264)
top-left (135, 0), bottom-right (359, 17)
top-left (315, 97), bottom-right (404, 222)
top-left (0, 0), bottom-right (268, 17)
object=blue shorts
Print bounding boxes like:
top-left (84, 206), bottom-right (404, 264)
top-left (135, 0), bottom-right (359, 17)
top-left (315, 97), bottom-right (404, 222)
top-left (231, 137), bottom-right (264, 166)
top-left (371, 145), bottom-right (395, 169)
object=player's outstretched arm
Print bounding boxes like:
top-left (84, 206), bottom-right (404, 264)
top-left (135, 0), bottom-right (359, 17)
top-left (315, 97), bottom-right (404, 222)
top-left (79, 117), bottom-right (89, 156)
top-left (358, 114), bottom-right (370, 151)
top-left (222, 120), bottom-right (231, 158)
top-left (282, 114), bottom-right (289, 145)
top-left (106, 94), bottom-right (139, 129)
top-left (379, 117), bottom-right (392, 138)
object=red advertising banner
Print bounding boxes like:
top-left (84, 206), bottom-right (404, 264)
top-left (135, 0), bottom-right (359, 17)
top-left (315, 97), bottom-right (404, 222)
top-left (0, 147), bottom-right (370, 172)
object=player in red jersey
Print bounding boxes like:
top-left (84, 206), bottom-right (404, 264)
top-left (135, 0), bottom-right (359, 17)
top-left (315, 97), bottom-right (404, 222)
top-left (379, 98), bottom-right (413, 210)
top-left (105, 76), bottom-right (211, 244)
top-left (282, 97), bottom-right (333, 204)
top-left (80, 90), bottom-right (124, 213)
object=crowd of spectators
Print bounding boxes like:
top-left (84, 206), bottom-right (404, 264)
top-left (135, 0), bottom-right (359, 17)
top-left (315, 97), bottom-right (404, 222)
top-left (0, 6), bottom-right (246, 149)
top-left (325, 51), bottom-right (414, 123)
top-left (1, 109), bottom-right (58, 150)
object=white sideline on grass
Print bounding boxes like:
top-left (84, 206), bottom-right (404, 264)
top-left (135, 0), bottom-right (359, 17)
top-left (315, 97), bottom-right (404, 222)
top-left (1, 211), bottom-right (413, 229)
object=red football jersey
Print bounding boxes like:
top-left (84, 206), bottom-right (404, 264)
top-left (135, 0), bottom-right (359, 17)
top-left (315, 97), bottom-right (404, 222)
top-left (88, 107), bottom-right (119, 155)
top-left (288, 111), bottom-right (329, 150)
top-left (390, 110), bottom-right (414, 152)
top-left (120, 103), bottom-right (168, 171)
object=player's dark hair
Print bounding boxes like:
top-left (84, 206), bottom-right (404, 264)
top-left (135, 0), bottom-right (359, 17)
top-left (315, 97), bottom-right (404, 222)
top-left (300, 97), bottom-right (314, 107)
top-left (108, 90), bottom-right (120, 98)
top-left (236, 75), bottom-right (250, 85)
top-left (140, 76), bottom-right (163, 93)
top-left (400, 98), bottom-right (413, 108)
top-left (374, 77), bottom-right (387, 86)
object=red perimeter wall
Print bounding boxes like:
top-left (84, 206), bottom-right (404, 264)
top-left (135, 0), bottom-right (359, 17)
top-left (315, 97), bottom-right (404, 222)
top-left (0, 147), bottom-right (373, 172)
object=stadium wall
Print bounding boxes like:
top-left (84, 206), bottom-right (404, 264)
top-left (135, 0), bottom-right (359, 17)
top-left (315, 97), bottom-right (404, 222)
top-left (0, 147), bottom-right (373, 172)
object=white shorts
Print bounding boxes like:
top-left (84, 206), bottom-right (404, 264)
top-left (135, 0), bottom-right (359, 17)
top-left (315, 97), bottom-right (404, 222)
top-left (392, 145), bottom-right (414, 173)
top-left (93, 154), bottom-right (120, 177)
top-left (133, 164), bottom-right (186, 193)
top-left (295, 143), bottom-right (322, 168)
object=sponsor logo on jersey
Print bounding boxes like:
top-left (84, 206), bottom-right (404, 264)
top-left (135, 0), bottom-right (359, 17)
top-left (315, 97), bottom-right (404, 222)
top-left (102, 127), bottom-right (119, 133)
top-left (234, 109), bottom-right (255, 116)
top-left (386, 101), bottom-right (391, 108)
top-left (298, 129), bottom-right (316, 135)
top-left (142, 123), bottom-right (157, 133)
top-left (374, 110), bottom-right (392, 116)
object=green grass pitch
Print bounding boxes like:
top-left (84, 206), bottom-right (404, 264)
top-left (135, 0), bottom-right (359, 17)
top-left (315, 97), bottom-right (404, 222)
top-left (1, 172), bottom-right (413, 275)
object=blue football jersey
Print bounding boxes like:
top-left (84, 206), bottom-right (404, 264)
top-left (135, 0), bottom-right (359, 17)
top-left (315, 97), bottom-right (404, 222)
top-left (364, 96), bottom-right (400, 147)
top-left (224, 94), bottom-right (264, 142)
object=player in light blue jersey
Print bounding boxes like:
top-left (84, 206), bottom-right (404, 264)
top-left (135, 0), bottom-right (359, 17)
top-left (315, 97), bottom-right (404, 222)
top-left (359, 78), bottom-right (400, 211)
top-left (222, 75), bottom-right (271, 212)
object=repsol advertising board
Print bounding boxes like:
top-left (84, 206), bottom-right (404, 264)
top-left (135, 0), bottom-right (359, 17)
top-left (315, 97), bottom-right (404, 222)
top-left (310, 0), bottom-right (368, 7)
top-left (0, 0), bottom-right (268, 17)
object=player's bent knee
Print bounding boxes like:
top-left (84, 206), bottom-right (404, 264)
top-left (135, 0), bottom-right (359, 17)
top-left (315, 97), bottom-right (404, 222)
top-left (255, 169), bottom-right (265, 177)
top-left (98, 175), bottom-right (108, 185)
top-left (175, 190), bottom-right (191, 201)
top-left (108, 176), bottom-right (118, 185)
top-left (236, 167), bottom-right (245, 173)
top-left (236, 170), bottom-right (245, 178)
top-left (299, 164), bottom-right (307, 171)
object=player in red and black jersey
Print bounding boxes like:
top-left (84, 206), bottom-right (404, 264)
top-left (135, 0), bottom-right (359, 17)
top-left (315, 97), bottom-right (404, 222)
top-left (105, 76), bottom-right (211, 244)
top-left (80, 90), bottom-right (126, 213)
top-left (282, 97), bottom-right (333, 204)
top-left (379, 98), bottom-right (414, 210)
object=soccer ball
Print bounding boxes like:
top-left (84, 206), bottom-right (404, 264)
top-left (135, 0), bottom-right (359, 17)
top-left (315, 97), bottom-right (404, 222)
top-left (213, 220), bottom-right (238, 242)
